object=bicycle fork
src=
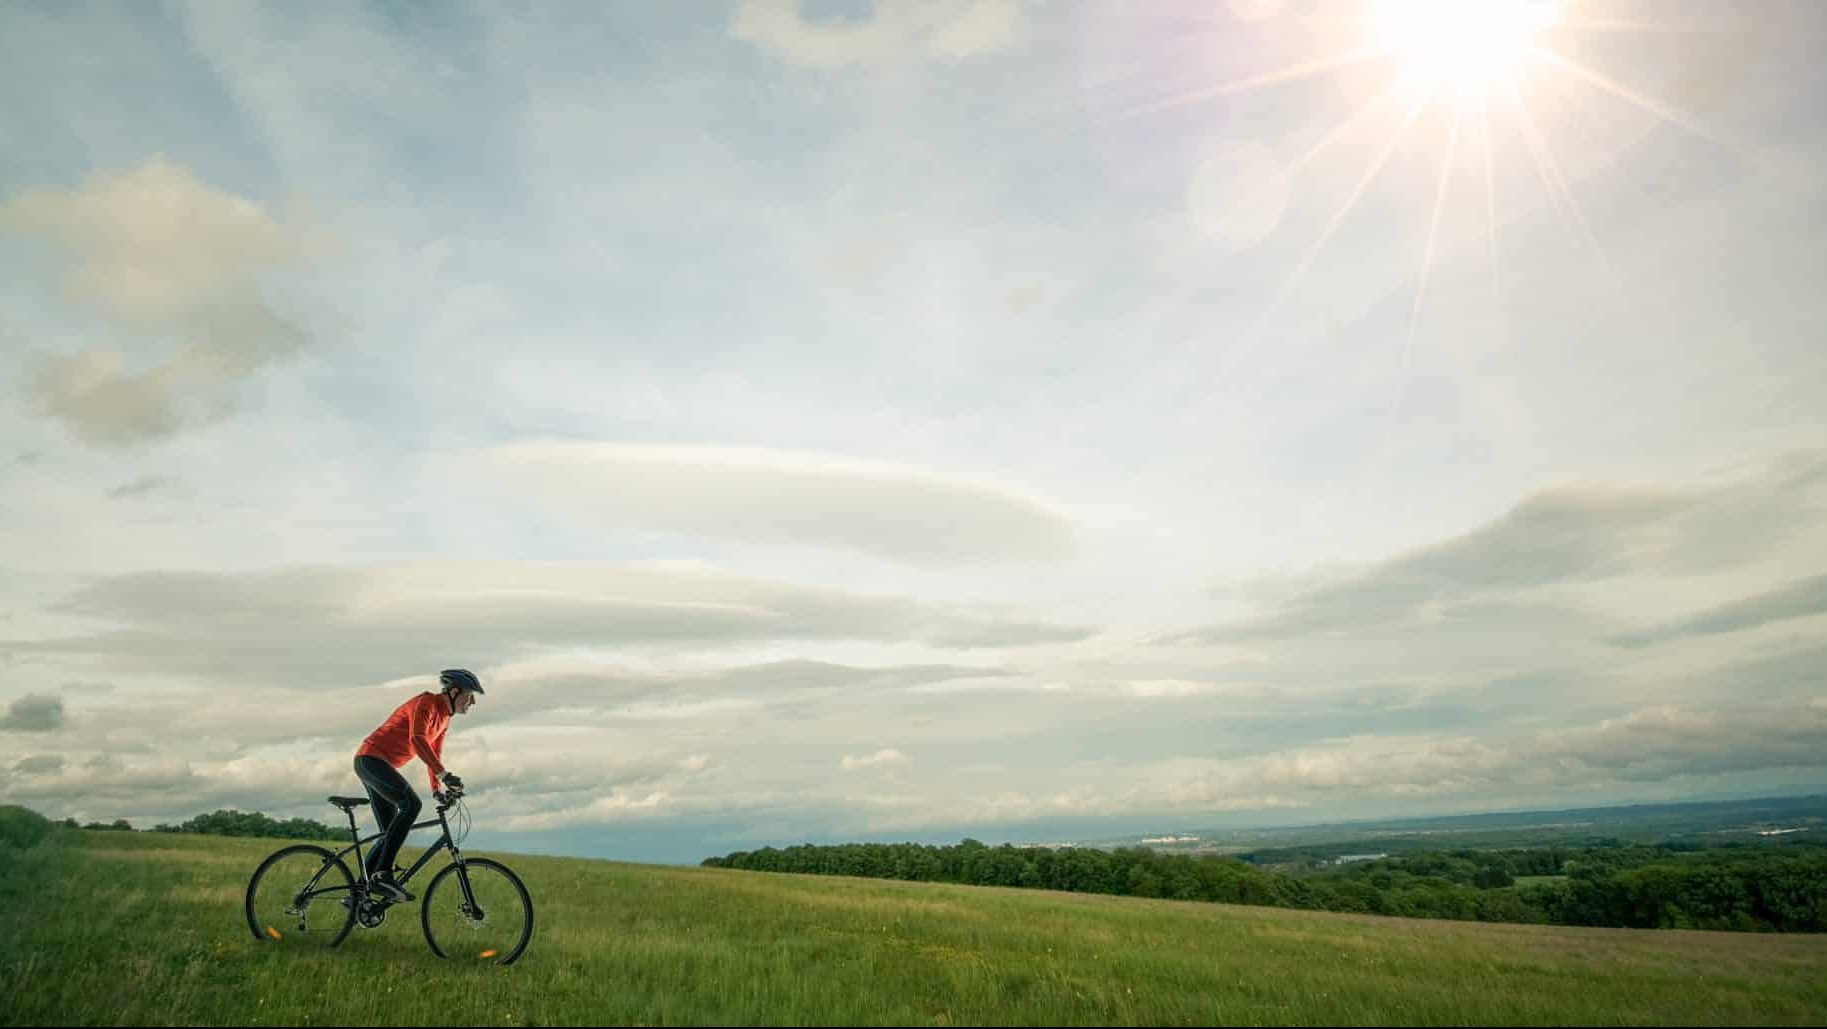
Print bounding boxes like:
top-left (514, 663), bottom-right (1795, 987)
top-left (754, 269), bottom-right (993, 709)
top-left (439, 806), bottom-right (487, 922)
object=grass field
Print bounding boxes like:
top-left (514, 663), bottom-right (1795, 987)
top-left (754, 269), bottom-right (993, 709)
top-left (4, 810), bottom-right (1826, 1026)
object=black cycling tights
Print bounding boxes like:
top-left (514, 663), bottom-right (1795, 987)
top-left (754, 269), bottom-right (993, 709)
top-left (353, 755), bottom-right (421, 879)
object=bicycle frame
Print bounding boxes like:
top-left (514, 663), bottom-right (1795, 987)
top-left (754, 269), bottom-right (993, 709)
top-left (345, 813), bottom-right (462, 890)
top-left (297, 800), bottom-right (475, 906)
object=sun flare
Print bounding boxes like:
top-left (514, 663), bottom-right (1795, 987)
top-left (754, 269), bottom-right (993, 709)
top-left (1373, 0), bottom-right (1559, 99)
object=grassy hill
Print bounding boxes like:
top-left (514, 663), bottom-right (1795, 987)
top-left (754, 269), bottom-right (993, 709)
top-left (3, 807), bottom-right (1825, 1026)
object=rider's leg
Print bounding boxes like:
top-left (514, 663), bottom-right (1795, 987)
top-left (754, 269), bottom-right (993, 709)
top-left (361, 788), bottom-right (396, 879)
top-left (353, 755), bottom-right (421, 881)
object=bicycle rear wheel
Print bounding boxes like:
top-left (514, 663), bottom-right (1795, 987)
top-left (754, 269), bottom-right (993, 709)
top-left (420, 858), bottom-right (533, 964)
top-left (245, 844), bottom-right (357, 948)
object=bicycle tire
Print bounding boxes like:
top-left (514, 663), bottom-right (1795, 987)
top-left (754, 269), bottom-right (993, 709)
top-left (245, 844), bottom-right (358, 948)
top-left (419, 857), bottom-right (533, 965)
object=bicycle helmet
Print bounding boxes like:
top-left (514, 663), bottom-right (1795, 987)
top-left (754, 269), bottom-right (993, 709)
top-left (439, 668), bottom-right (485, 694)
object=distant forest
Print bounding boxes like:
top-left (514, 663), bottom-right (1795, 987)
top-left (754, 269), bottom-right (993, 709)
top-left (56, 809), bottom-right (341, 841)
top-left (705, 837), bottom-right (1827, 932)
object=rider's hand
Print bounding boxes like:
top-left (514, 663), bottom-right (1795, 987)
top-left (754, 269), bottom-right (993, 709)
top-left (440, 771), bottom-right (465, 794)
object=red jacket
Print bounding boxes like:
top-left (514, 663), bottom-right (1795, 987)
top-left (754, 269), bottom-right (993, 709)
top-left (357, 692), bottom-right (451, 793)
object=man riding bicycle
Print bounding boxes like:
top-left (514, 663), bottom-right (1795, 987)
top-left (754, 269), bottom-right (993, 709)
top-left (353, 668), bottom-right (482, 902)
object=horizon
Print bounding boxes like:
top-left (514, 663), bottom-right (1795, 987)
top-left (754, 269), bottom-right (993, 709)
top-left (27, 786), bottom-right (1825, 866)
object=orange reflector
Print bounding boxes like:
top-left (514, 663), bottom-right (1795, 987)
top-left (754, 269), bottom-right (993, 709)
top-left (479, 949), bottom-right (498, 959)
top-left (266, 926), bottom-right (282, 940)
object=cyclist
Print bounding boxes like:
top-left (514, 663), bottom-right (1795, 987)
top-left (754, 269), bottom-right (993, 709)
top-left (352, 668), bottom-right (482, 901)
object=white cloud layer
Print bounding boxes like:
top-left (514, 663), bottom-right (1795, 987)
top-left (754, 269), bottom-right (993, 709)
top-left (484, 441), bottom-right (1076, 567)
top-left (3, 157), bottom-right (319, 444)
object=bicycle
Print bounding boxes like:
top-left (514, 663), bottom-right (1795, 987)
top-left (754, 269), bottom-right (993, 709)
top-left (244, 789), bottom-right (533, 964)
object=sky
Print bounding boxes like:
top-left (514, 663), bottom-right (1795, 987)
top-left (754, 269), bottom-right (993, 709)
top-left (3, 0), bottom-right (1826, 864)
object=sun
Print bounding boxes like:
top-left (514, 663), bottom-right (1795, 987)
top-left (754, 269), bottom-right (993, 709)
top-left (1372, 0), bottom-right (1560, 99)
top-left (1106, 0), bottom-right (1718, 389)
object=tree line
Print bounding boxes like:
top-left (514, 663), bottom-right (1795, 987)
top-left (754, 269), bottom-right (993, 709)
top-left (703, 837), bottom-right (1827, 932)
top-left (54, 809), bottom-right (342, 841)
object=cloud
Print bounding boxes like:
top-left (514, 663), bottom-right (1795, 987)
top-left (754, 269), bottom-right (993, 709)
top-left (0, 752), bottom-right (205, 820)
top-left (471, 657), bottom-right (1010, 729)
top-left (1654, 453), bottom-right (1827, 574)
top-left (731, 0), bottom-right (1020, 69)
top-left (482, 441), bottom-right (1076, 567)
top-left (0, 718), bottom-right (697, 829)
top-left (106, 475), bottom-right (180, 500)
top-left (497, 790), bottom-right (672, 831)
top-left (58, 681), bottom-right (115, 696)
top-left (14, 562), bottom-right (1074, 683)
top-left (1178, 485), bottom-right (1689, 644)
top-left (0, 659), bottom-right (1008, 776)
top-left (902, 675), bottom-right (1068, 694)
top-left (9, 562), bottom-right (1093, 686)
top-left (20, 666), bottom-right (1822, 838)
top-left (1175, 457), bottom-right (1827, 644)
top-left (11, 754), bottom-right (65, 776)
top-left (850, 700), bottom-right (1827, 831)
top-left (1164, 703), bottom-right (1827, 807)
top-left (1685, 642), bottom-right (1827, 711)
top-left (1612, 573), bottom-right (1827, 649)
top-left (1121, 679), bottom-right (1251, 698)
top-left (1527, 707), bottom-right (1776, 778)
top-left (66, 681), bottom-right (417, 754)
top-left (1, 156), bottom-right (318, 445)
top-left (0, 694), bottom-right (65, 732)
top-left (0, 749), bottom-right (399, 826)
top-left (841, 748), bottom-right (907, 770)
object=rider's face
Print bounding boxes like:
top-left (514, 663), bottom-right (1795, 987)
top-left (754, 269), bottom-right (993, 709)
top-left (453, 690), bottom-right (477, 715)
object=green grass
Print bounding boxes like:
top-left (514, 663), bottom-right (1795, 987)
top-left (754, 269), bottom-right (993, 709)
top-left (3, 814), bottom-right (1826, 1026)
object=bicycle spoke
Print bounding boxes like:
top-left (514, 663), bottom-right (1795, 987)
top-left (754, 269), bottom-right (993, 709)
top-left (421, 858), bottom-right (532, 964)
top-left (245, 846), bottom-right (355, 948)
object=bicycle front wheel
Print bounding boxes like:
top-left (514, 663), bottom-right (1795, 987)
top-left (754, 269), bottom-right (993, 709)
top-left (420, 857), bottom-right (533, 964)
top-left (245, 844), bottom-right (357, 948)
